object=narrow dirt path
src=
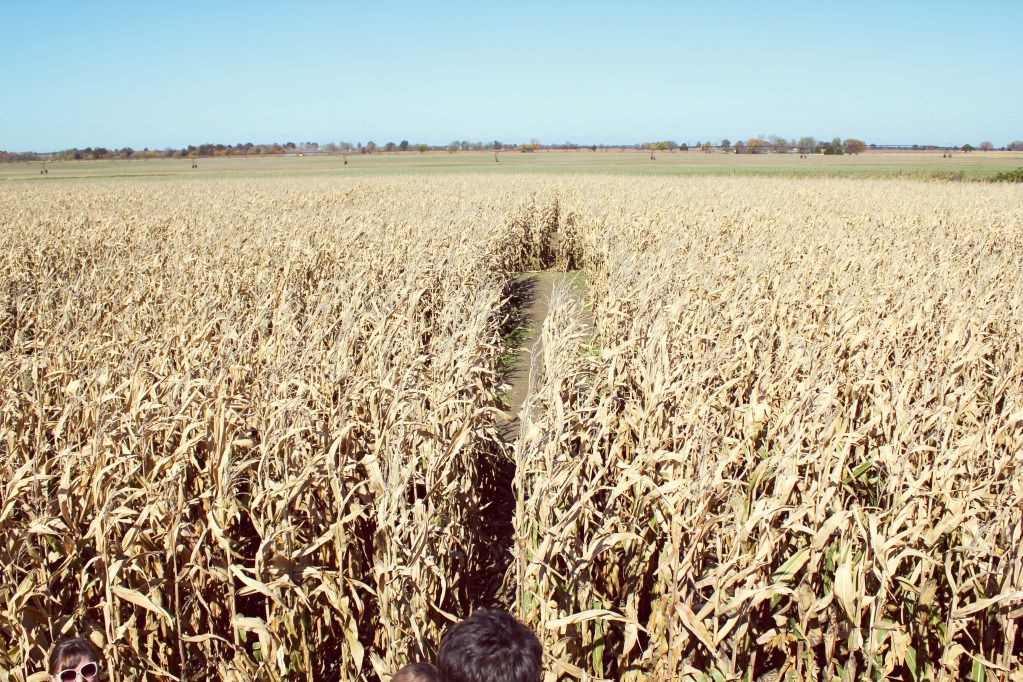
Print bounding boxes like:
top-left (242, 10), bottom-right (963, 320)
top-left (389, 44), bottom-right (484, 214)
top-left (499, 272), bottom-right (556, 440)
top-left (470, 272), bottom-right (556, 607)
top-left (478, 270), bottom-right (585, 607)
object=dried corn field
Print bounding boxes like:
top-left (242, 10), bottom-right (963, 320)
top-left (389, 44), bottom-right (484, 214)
top-left (1, 176), bottom-right (1022, 681)
top-left (515, 178), bottom-right (1023, 681)
top-left (0, 179), bottom-right (546, 681)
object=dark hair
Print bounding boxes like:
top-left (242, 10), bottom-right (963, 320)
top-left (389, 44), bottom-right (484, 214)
top-left (48, 637), bottom-right (99, 675)
top-left (392, 662), bottom-right (440, 682)
top-left (437, 609), bottom-right (542, 682)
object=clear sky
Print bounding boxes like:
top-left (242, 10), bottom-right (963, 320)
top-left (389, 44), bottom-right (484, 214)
top-left (2, 1), bottom-right (1020, 151)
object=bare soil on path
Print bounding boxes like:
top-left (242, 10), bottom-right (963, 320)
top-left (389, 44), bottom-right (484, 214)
top-left (500, 273), bottom-right (555, 438)
top-left (479, 271), bottom-right (588, 605)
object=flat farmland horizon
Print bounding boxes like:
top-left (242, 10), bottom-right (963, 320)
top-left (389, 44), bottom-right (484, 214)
top-left (2, 148), bottom-right (1022, 182)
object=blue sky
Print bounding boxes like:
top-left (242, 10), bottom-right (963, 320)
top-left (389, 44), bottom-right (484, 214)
top-left (1, 1), bottom-right (1020, 151)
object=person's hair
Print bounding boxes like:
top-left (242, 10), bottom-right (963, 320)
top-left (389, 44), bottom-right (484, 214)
top-left (437, 609), bottom-right (542, 682)
top-left (48, 636), bottom-right (99, 675)
top-left (392, 661), bottom-right (440, 682)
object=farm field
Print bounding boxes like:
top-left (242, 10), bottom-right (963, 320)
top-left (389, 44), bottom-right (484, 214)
top-left (2, 150), bottom-right (1023, 182)
top-left (1, 175), bottom-right (1022, 681)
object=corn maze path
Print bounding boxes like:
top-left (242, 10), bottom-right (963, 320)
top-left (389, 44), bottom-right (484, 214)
top-left (501, 270), bottom-right (593, 440)
top-left (502, 272), bottom-right (554, 436)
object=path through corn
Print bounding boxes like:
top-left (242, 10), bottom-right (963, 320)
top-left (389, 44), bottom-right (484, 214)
top-left (500, 272), bottom-right (554, 439)
top-left (501, 271), bottom-right (593, 438)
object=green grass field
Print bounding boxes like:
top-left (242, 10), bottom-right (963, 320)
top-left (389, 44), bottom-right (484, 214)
top-left (2, 149), bottom-right (1022, 181)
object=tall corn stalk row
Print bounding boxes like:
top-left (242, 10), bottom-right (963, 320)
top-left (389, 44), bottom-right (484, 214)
top-left (514, 178), bottom-right (1023, 680)
top-left (0, 179), bottom-right (529, 680)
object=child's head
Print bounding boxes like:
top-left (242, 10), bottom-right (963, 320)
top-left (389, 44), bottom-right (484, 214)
top-left (49, 637), bottom-right (100, 681)
top-left (437, 609), bottom-right (542, 682)
top-left (392, 662), bottom-right (440, 682)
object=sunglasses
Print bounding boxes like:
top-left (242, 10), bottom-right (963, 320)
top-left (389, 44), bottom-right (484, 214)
top-left (56, 662), bottom-right (98, 681)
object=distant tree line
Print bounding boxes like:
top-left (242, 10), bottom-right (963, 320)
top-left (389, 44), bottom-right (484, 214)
top-left (638, 137), bottom-right (868, 155)
top-left (4, 138), bottom-right (1023, 162)
top-left (48, 142), bottom-right (334, 161)
top-left (631, 137), bottom-right (864, 154)
top-left (634, 137), bottom-right (1023, 155)
top-left (30, 140), bottom-right (521, 160)
top-left (0, 150), bottom-right (43, 162)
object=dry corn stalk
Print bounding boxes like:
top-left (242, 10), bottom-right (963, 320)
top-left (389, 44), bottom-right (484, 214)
top-left (0, 178), bottom-right (537, 680)
top-left (514, 177), bottom-right (1023, 681)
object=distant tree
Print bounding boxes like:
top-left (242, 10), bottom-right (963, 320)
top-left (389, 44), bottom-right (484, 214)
top-left (844, 138), bottom-right (866, 155)
top-left (733, 140), bottom-right (745, 154)
top-left (721, 138), bottom-right (731, 152)
top-left (323, 142), bottom-right (338, 153)
top-left (493, 140), bottom-right (503, 150)
top-left (365, 141), bottom-right (376, 154)
top-left (797, 136), bottom-right (817, 154)
top-left (745, 138), bottom-right (767, 154)
top-left (822, 137), bottom-right (844, 155)
top-left (979, 140), bottom-right (994, 151)
top-left (1009, 141), bottom-right (1023, 151)
top-left (701, 141), bottom-right (712, 153)
top-left (398, 140), bottom-right (410, 151)
top-left (961, 143), bottom-right (974, 152)
top-left (417, 143), bottom-right (429, 154)
top-left (679, 142), bottom-right (689, 151)
top-left (384, 142), bottom-right (397, 152)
